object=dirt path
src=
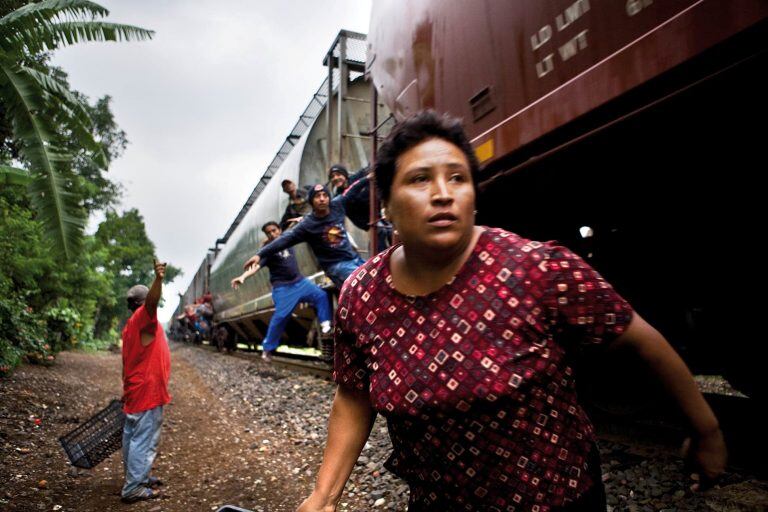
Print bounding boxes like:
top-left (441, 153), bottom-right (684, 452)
top-left (0, 345), bottom-right (317, 512)
top-left (4, 345), bottom-right (768, 512)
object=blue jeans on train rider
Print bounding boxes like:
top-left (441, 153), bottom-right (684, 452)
top-left (263, 277), bottom-right (332, 353)
top-left (324, 255), bottom-right (365, 290)
top-left (122, 405), bottom-right (163, 498)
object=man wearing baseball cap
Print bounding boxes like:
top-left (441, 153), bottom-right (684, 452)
top-left (120, 260), bottom-right (170, 503)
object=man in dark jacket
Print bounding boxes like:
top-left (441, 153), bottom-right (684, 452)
top-left (279, 179), bottom-right (312, 230)
top-left (243, 184), bottom-right (365, 289)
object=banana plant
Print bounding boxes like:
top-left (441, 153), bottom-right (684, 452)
top-left (0, 0), bottom-right (153, 258)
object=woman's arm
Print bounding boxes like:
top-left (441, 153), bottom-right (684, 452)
top-left (297, 385), bottom-right (376, 512)
top-left (613, 313), bottom-right (727, 486)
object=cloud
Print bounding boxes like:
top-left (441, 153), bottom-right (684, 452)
top-left (50, 0), bottom-right (372, 321)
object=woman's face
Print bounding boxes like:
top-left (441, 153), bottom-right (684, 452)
top-left (385, 137), bottom-right (475, 252)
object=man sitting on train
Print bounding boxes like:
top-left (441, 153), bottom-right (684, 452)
top-left (279, 179), bottom-right (312, 230)
top-left (242, 184), bottom-right (365, 290)
top-left (328, 163), bottom-right (393, 253)
top-left (328, 163), bottom-right (367, 198)
top-left (232, 221), bottom-right (332, 361)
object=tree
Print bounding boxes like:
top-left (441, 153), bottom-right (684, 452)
top-left (1, 176), bottom-right (181, 374)
top-left (1, 184), bottom-right (111, 350)
top-left (0, 0), bottom-right (153, 258)
top-left (93, 209), bottom-right (181, 338)
top-left (3, 64), bottom-right (129, 211)
top-left (63, 92), bottom-right (127, 214)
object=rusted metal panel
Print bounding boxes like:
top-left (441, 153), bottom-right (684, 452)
top-left (368, 0), bottom-right (768, 168)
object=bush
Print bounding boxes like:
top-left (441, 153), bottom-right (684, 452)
top-left (46, 302), bottom-right (84, 350)
top-left (0, 190), bottom-right (177, 377)
top-left (0, 281), bottom-right (52, 375)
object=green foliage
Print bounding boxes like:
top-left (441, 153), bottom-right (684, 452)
top-left (0, 3), bottom-right (176, 378)
top-left (0, 0), bottom-right (153, 258)
top-left (0, 163), bottom-right (31, 184)
top-left (0, 281), bottom-right (50, 376)
top-left (75, 328), bottom-right (116, 352)
top-left (0, 192), bottom-right (50, 374)
top-left (70, 94), bottom-right (127, 213)
top-left (92, 209), bottom-right (181, 339)
top-left (0, 170), bottom-right (179, 376)
top-left (0, 187), bottom-right (59, 373)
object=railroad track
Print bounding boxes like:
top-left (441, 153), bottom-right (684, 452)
top-left (182, 340), bottom-right (763, 475)
top-left (589, 392), bottom-right (764, 477)
top-left (268, 353), bottom-right (332, 378)
top-left (185, 340), bottom-right (332, 378)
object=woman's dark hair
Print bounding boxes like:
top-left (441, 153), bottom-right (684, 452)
top-left (374, 110), bottom-right (480, 202)
top-left (261, 221), bottom-right (280, 234)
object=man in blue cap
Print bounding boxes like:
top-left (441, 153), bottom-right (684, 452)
top-left (243, 183), bottom-right (365, 289)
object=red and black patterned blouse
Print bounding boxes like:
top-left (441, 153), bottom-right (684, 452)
top-left (333, 228), bottom-right (633, 511)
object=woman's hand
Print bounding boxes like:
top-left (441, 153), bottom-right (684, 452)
top-left (682, 427), bottom-right (727, 490)
top-left (231, 276), bottom-right (244, 290)
top-left (613, 314), bottom-right (727, 492)
top-left (296, 491), bottom-right (336, 512)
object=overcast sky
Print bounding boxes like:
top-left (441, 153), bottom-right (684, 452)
top-left (52, 1), bottom-right (372, 322)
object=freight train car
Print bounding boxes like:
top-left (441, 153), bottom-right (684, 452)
top-left (366, 0), bottom-right (768, 399)
top-left (176, 31), bottom-right (389, 353)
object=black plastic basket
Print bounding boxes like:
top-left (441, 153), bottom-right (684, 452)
top-left (59, 399), bottom-right (125, 469)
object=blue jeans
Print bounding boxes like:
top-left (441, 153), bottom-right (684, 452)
top-left (122, 405), bottom-right (163, 498)
top-left (324, 255), bottom-right (365, 289)
top-left (263, 278), bottom-right (332, 352)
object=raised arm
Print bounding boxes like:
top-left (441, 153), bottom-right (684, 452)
top-left (144, 260), bottom-right (166, 317)
top-left (243, 224), bottom-right (306, 270)
top-left (338, 171), bottom-right (370, 211)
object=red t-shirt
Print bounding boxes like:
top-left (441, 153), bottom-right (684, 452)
top-left (334, 228), bottom-right (633, 511)
top-left (121, 304), bottom-right (171, 414)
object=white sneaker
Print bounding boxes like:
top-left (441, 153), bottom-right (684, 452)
top-left (320, 321), bottom-right (332, 335)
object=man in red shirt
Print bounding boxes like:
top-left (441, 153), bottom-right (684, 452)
top-left (121, 260), bottom-right (171, 502)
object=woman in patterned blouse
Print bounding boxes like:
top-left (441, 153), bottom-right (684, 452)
top-left (297, 111), bottom-right (726, 512)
